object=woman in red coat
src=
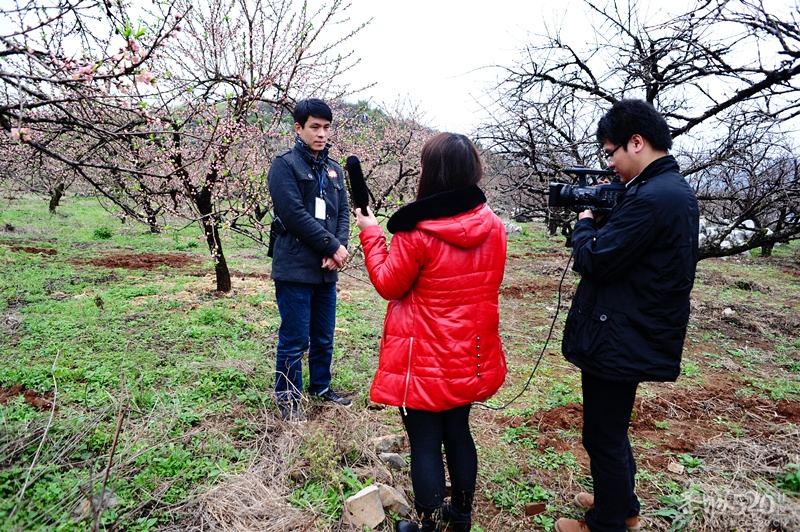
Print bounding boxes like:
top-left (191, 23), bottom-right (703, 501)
top-left (356, 133), bottom-right (507, 532)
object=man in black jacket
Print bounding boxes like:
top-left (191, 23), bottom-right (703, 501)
top-left (268, 99), bottom-right (351, 422)
top-left (556, 100), bottom-right (699, 532)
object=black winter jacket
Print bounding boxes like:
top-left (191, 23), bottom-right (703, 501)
top-left (562, 155), bottom-right (699, 382)
top-left (268, 139), bottom-right (350, 283)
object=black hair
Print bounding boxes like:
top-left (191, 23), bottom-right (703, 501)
top-left (596, 99), bottom-right (673, 151)
top-left (417, 133), bottom-right (483, 200)
top-left (293, 98), bottom-right (333, 127)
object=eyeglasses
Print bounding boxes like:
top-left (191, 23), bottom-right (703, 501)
top-left (604, 144), bottom-right (624, 160)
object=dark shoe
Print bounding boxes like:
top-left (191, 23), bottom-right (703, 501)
top-left (395, 519), bottom-right (439, 532)
top-left (441, 503), bottom-right (471, 531)
top-left (278, 401), bottom-right (306, 423)
top-left (396, 521), bottom-right (420, 532)
top-left (573, 493), bottom-right (640, 531)
top-left (396, 503), bottom-right (441, 532)
top-left (316, 388), bottom-right (351, 407)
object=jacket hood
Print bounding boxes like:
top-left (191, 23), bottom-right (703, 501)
top-left (387, 185), bottom-right (494, 249)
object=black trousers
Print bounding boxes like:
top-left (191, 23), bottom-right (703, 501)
top-left (582, 372), bottom-right (641, 532)
top-left (400, 404), bottom-right (476, 513)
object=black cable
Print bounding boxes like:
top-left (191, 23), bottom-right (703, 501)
top-left (475, 248), bottom-right (575, 411)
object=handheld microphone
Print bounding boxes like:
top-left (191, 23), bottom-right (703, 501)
top-left (346, 155), bottom-right (370, 216)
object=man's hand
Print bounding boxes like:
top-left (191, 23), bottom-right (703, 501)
top-left (579, 208), bottom-right (608, 225)
top-left (322, 244), bottom-right (349, 270)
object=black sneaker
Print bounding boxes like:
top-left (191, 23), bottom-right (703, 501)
top-left (278, 402), bottom-right (307, 423)
top-left (316, 388), bottom-right (352, 407)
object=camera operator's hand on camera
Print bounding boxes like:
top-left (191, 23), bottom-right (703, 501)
top-left (356, 208), bottom-right (378, 230)
top-left (579, 209), bottom-right (607, 225)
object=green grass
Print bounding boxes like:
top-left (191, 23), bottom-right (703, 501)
top-left (0, 195), bottom-right (273, 530)
top-left (2, 193), bottom-right (799, 531)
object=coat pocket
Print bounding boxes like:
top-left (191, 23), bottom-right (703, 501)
top-left (565, 303), bottom-right (614, 357)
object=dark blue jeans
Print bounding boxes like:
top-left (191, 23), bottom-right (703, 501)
top-left (274, 280), bottom-right (336, 404)
top-left (582, 372), bottom-right (641, 532)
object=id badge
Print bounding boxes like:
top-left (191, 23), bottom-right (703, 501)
top-left (315, 197), bottom-right (326, 219)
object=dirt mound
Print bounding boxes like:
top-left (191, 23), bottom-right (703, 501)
top-left (8, 245), bottom-right (57, 255)
top-left (532, 402), bottom-right (583, 431)
top-left (84, 252), bottom-right (201, 270)
top-left (776, 399), bottom-right (800, 422)
top-left (501, 279), bottom-right (565, 299)
top-left (527, 380), bottom-right (800, 458)
top-left (0, 385), bottom-right (56, 410)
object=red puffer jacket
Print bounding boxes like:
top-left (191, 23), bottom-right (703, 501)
top-left (359, 186), bottom-right (507, 412)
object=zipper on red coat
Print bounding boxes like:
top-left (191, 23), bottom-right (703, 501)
top-left (401, 337), bottom-right (413, 416)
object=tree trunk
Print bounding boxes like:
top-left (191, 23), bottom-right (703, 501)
top-left (204, 219), bottom-right (232, 292)
top-left (143, 202), bottom-right (161, 234)
top-left (48, 183), bottom-right (65, 214)
top-left (173, 130), bottom-right (233, 292)
top-left (195, 187), bottom-right (231, 292)
top-left (547, 214), bottom-right (559, 236)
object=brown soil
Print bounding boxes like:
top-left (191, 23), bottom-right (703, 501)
top-left (0, 385), bottom-right (56, 410)
top-left (8, 245), bottom-right (58, 255)
top-left (523, 376), bottom-right (800, 468)
top-left (81, 252), bottom-right (202, 269)
top-left (500, 279), bottom-right (565, 299)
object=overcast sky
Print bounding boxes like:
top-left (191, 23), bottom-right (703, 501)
top-left (333, 0), bottom-right (676, 133)
top-left (335, 0), bottom-right (571, 133)
top-left (332, 0), bottom-right (799, 135)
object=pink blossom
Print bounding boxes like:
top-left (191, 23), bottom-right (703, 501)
top-left (10, 127), bottom-right (31, 142)
top-left (135, 71), bottom-right (155, 84)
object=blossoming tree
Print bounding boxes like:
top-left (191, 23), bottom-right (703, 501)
top-left (1, 0), bottom-right (368, 291)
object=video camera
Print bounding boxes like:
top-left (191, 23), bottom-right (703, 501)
top-left (548, 167), bottom-right (625, 213)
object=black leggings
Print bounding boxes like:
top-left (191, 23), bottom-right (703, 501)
top-left (400, 404), bottom-right (477, 512)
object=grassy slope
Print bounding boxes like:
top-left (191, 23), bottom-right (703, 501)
top-left (0, 194), bottom-right (798, 531)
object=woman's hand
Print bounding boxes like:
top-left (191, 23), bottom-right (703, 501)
top-left (355, 208), bottom-right (378, 230)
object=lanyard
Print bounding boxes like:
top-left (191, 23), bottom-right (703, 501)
top-left (316, 166), bottom-right (325, 198)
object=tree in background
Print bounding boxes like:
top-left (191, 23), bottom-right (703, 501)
top-left (332, 100), bottom-right (434, 214)
top-left (0, 135), bottom-right (76, 214)
top-left (0, 0), bottom-right (183, 221)
top-left (0, 0), bottom-right (367, 291)
top-left (477, 0), bottom-right (800, 258)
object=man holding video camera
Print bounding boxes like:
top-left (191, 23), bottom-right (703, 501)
top-left (556, 100), bottom-right (699, 532)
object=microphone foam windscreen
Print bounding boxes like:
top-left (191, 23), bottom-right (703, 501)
top-left (346, 155), bottom-right (370, 213)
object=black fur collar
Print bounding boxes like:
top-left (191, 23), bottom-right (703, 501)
top-left (387, 184), bottom-right (487, 234)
